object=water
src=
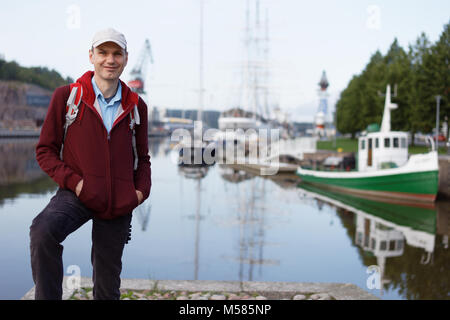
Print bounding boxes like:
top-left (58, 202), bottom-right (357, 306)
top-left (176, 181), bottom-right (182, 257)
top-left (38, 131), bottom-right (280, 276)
top-left (0, 138), bottom-right (448, 300)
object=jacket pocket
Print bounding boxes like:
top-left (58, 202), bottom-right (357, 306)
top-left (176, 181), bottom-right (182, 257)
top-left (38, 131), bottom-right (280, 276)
top-left (112, 177), bottom-right (139, 216)
top-left (78, 174), bottom-right (108, 213)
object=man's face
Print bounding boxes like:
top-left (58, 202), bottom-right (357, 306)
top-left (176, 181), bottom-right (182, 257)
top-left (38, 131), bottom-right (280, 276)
top-left (89, 42), bottom-right (128, 81)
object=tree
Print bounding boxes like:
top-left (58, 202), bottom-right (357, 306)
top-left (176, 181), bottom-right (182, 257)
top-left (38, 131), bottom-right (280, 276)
top-left (336, 22), bottom-right (449, 137)
top-left (383, 39), bottom-right (413, 132)
top-left (408, 32), bottom-right (432, 142)
top-left (427, 22), bottom-right (449, 132)
top-left (0, 59), bottom-right (70, 90)
top-left (336, 75), bottom-right (364, 137)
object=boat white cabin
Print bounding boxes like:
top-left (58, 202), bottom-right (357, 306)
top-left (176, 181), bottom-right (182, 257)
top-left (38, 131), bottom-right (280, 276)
top-left (358, 85), bottom-right (409, 172)
top-left (358, 131), bottom-right (409, 172)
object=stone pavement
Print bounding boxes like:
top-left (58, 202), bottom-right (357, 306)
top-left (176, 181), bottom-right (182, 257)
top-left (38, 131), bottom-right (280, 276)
top-left (22, 277), bottom-right (379, 300)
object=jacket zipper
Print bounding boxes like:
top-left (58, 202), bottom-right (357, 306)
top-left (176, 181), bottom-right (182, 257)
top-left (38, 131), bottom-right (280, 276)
top-left (82, 99), bottom-right (132, 217)
top-left (105, 131), bottom-right (112, 216)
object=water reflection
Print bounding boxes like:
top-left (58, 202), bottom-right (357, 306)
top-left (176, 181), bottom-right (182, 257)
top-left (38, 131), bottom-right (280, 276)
top-left (0, 139), bottom-right (56, 205)
top-left (218, 164), bottom-right (299, 281)
top-left (133, 200), bottom-right (152, 232)
top-left (215, 165), bottom-right (280, 281)
top-left (148, 136), bottom-right (167, 158)
top-left (178, 166), bottom-right (210, 180)
top-left (233, 178), bottom-right (279, 281)
top-left (0, 137), bottom-right (448, 300)
top-left (218, 164), bottom-right (253, 184)
top-left (297, 183), bottom-right (449, 299)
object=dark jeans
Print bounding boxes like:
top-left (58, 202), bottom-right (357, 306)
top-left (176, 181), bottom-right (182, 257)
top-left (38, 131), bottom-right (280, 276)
top-left (29, 188), bottom-right (132, 300)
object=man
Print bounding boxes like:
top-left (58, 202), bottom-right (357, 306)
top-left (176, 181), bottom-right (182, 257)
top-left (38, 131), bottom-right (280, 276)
top-left (30, 28), bottom-right (151, 300)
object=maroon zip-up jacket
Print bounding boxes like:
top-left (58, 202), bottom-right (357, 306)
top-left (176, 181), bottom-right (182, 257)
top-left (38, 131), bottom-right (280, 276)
top-left (36, 71), bottom-right (151, 219)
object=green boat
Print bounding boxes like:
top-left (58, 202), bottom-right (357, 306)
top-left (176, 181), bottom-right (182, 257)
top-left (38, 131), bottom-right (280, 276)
top-left (296, 85), bottom-right (439, 203)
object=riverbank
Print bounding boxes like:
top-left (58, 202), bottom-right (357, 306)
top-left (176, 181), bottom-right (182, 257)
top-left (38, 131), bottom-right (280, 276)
top-left (21, 278), bottom-right (379, 300)
top-left (317, 137), bottom-right (449, 154)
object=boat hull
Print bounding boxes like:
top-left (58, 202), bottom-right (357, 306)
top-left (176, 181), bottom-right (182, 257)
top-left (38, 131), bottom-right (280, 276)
top-left (297, 171), bottom-right (438, 203)
top-left (296, 152), bottom-right (439, 203)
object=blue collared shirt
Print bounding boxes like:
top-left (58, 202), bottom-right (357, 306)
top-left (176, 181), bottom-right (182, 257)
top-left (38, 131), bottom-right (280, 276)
top-left (91, 77), bottom-right (122, 133)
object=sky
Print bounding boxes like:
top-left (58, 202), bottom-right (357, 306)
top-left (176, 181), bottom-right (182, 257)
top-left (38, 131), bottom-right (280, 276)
top-left (0, 0), bottom-right (449, 122)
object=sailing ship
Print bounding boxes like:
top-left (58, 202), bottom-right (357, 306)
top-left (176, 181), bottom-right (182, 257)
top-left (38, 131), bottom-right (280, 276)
top-left (215, 0), bottom-right (271, 147)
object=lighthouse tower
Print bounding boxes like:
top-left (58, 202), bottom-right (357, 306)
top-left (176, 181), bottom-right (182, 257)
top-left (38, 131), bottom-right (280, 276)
top-left (314, 71), bottom-right (329, 137)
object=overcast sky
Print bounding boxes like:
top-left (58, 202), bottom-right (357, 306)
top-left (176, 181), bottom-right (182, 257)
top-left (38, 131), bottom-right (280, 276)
top-left (0, 0), bottom-right (448, 121)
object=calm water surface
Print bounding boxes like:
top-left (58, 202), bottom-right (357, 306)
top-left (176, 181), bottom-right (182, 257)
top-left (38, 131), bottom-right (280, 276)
top-left (0, 138), bottom-right (448, 300)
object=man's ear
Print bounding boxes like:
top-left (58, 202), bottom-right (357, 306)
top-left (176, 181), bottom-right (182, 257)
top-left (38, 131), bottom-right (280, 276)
top-left (89, 49), bottom-right (94, 64)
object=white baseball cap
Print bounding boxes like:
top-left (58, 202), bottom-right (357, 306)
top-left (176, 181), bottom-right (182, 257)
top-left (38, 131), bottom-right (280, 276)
top-left (91, 28), bottom-right (127, 50)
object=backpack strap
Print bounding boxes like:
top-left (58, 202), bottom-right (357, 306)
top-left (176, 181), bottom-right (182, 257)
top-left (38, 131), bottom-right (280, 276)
top-left (61, 83), bottom-right (83, 159)
top-left (129, 105), bottom-right (140, 170)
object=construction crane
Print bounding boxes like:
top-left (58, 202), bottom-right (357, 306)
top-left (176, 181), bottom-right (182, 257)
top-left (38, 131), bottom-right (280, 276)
top-left (128, 39), bottom-right (154, 94)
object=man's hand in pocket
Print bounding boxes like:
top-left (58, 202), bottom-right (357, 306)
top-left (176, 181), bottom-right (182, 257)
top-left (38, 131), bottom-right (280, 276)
top-left (75, 180), bottom-right (84, 197)
top-left (136, 190), bottom-right (143, 205)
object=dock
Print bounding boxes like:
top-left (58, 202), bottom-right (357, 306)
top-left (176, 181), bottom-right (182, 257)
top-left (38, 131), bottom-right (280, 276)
top-left (0, 128), bottom-right (41, 138)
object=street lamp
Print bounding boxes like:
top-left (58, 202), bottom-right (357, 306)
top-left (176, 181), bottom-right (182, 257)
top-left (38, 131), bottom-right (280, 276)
top-left (435, 95), bottom-right (441, 151)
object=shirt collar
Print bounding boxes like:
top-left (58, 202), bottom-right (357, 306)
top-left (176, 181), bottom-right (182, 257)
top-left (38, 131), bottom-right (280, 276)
top-left (91, 76), bottom-right (122, 105)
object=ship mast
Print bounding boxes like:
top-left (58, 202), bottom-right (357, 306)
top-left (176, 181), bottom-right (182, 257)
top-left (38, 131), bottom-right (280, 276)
top-left (380, 85), bottom-right (398, 133)
top-left (197, 0), bottom-right (205, 123)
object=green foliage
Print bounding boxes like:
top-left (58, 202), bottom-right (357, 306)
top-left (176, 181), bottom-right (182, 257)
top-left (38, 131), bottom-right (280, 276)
top-left (336, 21), bottom-right (450, 137)
top-left (0, 58), bottom-right (72, 90)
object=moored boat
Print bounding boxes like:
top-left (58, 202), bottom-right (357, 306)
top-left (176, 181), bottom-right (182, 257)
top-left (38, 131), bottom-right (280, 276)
top-left (296, 85), bottom-right (439, 203)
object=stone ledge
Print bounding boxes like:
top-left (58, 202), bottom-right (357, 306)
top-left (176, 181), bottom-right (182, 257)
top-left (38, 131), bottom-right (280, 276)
top-left (22, 277), bottom-right (379, 300)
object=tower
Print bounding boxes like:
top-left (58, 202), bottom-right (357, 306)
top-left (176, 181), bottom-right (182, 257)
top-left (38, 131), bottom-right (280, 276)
top-left (315, 71), bottom-right (329, 137)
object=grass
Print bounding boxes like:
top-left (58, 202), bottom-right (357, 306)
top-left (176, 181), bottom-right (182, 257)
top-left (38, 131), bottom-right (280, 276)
top-left (120, 290), bottom-right (137, 300)
top-left (317, 138), bottom-right (447, 154)
top-left (408, 145), bottom-right (447, 155)
top-left (316, 138), bottom-right (359, 153)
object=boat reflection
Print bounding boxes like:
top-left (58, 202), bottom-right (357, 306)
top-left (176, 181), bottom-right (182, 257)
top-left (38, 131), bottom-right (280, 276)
top-left (297, 182), bottom-right (449, 299)
top-left (219, 163), bottom-right (302, 189)
top-left (133, 200), bottom-right (152, 232)
top-left (176, 156), bottom-right (211, 279)
top-left (178, 165), bottom-right (210, 180)
top-left (218, 164), bottom-right (254, 184)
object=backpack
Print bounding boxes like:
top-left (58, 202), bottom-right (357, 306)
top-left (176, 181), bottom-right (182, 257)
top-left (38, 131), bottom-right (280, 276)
top-left (61, 83), bottom-right (139, 170)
